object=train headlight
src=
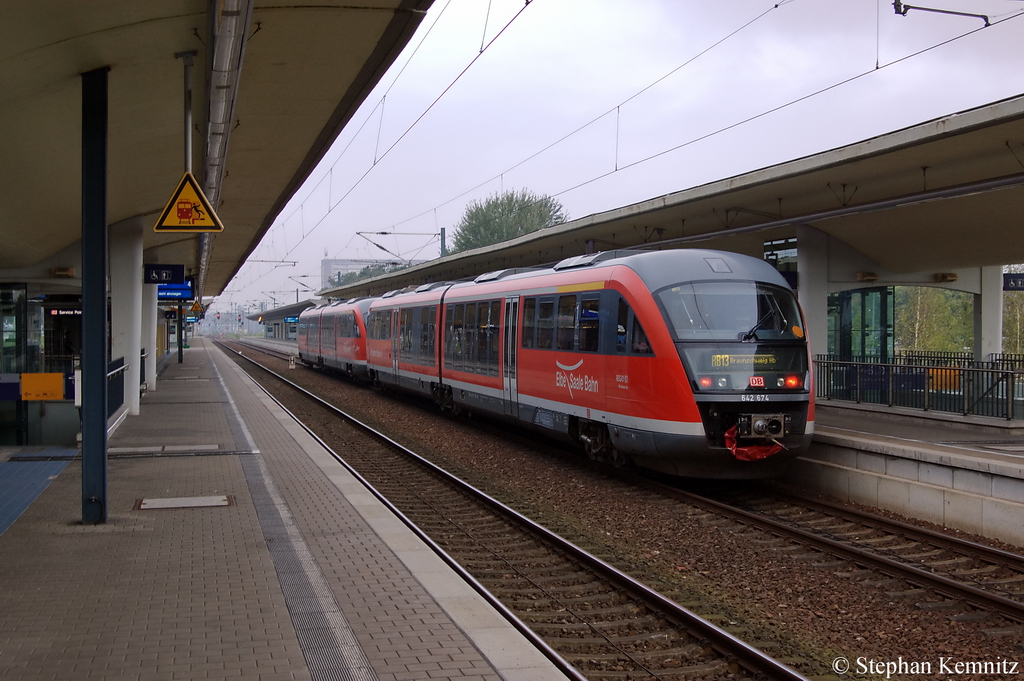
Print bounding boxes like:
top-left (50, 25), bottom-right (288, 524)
top-left (784, 375), bottom-right (802, 388)
top-left (717, 377), bottom-right (729, 388)
top-left (699, 376), bottom-right (712, 388)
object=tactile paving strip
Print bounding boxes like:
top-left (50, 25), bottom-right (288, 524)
top-left (240, 452), bottom-right (378, 681)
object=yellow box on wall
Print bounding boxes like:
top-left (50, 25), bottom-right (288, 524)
top-left (21, 373), bottom-right (65, 401)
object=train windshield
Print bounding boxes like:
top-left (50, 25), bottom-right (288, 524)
top-left (655, 281), bottom-right (804, 342)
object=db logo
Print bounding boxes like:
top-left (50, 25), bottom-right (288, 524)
top-left (749, 376), bottom-right (765, 387)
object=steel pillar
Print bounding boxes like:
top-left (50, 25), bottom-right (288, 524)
top-left (81, 66), bottom-right (110, 524)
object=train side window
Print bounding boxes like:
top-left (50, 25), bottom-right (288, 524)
top-left (399, 308), bottom-right (413, 360)
top-left (452, 304), bottom-right (465, 369)
top-left (475, 303), bottom-right (489, 373)
top-left (417, 307), bottom-right (430, 367)
top-left (537, 300), bottom-right (554, 349)
top-left (632, 316), bottom-right (652, 355)
top-left (369, 310), bottom-right (391, 341)
top-left (444, 304), bottom-right (455, 366)
top-left (425, 306), bottom-right (436, 366)
top-left (616, 298), bottom-right (629, 353)
top-left (465, 303), bottom-right (478, 371)
top-left (476, 302), bottom-right (489, 374)
top-left (579, 297), bottom-right (600, 352)
top-left (521, 298), bottom-right (536, 349)
top-left (557, 295), bottom-right (575, 351)
top-left (488, 300), bottom-right (501, 376)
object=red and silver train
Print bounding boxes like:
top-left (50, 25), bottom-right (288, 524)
top-left (298, 249), bottom-right (814, 478)
top-left (297, 297), bottom-right (374, 380)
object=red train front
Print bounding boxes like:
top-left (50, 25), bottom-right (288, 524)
top-left (297, 298), bottom-right (373, 381)
top-left (361, 248), bottom-right (813, 478)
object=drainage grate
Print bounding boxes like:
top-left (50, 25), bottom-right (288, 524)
top-left (109, 449), bottom-right (257, 459)
top-left (135, 495), bottom-right (234, 510)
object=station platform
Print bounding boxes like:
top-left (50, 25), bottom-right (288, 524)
top-left (0, 337), bottom-right (570, 681)
top-left (796, 401), bottom-right (1024, 546)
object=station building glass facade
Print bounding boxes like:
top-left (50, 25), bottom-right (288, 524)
top-left (763, 238), bottom-right (894, 360)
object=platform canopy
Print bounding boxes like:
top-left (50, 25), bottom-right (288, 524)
top-left (1, 0), bottom-right (432, 297)
top-left (321, 93), bottom-right (1024, 298)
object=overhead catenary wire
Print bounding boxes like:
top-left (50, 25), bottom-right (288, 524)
top-left (227, 1), bottom-right (1024, 300)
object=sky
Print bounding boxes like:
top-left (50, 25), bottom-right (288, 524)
top-left (215, 0), bottom-right (1024, 314)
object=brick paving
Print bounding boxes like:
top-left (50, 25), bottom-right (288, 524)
top-left (0, 338), bottom-right (569, 681)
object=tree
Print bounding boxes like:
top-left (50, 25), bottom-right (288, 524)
top-left (448, 189), bottom-right (568, 254)
top-left (893, 286), bottom-right (972, 353)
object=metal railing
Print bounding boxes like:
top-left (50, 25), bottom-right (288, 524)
top-left (814, 355), bottom-right (1024, 420)
top-left (107, 357), bottom-right (127, 418)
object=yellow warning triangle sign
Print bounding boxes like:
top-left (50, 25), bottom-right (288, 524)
top-left (154, 172), bottom-right (224, 233)
top-left (190, 301), bottom-right (204, 313)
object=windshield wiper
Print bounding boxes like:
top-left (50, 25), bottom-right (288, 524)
top-left (741, 309), bottom-right (776, 341)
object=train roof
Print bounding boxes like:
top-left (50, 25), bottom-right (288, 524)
top-left (455, 249), bottom-right (792, 293)
top-left (365, 249), bottom-right (793, 308)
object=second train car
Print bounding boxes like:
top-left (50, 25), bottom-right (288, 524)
top-left (358, 249), bottom-right (813, 478)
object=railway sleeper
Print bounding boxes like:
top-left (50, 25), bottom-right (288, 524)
top-left (552, 629), bottom-right (684, 649)
top-left (529, 614), bottom-right (670, 635)
top-left (472, 565), bottom-right (583, 578)
top-left (519, 603), bottom-right (648, 623)
top-left (477, 574), bottom-right (600, 589)
top-left (951, 564), bottom-right (1003, 577)
top-left (559, 642), bottom-right (707, 665)
top-left (510, 592), bottom-right (635, 610)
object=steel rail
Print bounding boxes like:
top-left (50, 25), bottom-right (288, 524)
top-left (218, 340), bottom-right (811, 681)
top-left (767, 486), bottom-right (1024, 571)
top-left (638, 477), bottom-right (1024, 623)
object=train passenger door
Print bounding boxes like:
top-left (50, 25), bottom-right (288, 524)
top-left (502, 297), bottom-right (519, 418)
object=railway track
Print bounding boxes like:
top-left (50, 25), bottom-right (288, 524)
top-left (218, 340), bottom-right (810, 681)
top-left (226, 337), bottom-right (1024, 660)
top-left (635, 478), bottom-right (1024, 629)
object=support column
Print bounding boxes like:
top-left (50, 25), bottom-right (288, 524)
top-left (110, 220), bottom-right (143, 415)
top-left (81, 66), bottom-right (110, 525)
top-left (975, 265), bottom-right (1003, 360)
top-left (142, 283), bottom-right (158, 391)
top-left (796, 225), bottom-right (830, 357)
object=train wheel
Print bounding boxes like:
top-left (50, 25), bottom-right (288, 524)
top-left (580, 422), bottom-right (630, 468)
top-left (606, 446), bottom-right (629, 468)
top-left (434, 384), bottom-right (461, 417)
top-left (579, 421), bottom-right (609, 461)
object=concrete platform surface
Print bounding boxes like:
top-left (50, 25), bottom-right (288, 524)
top-left (0, 337), bottom-right (570, 681)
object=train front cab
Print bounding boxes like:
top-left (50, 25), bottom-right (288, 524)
top-left (319, 298), bottom-right (373, 381)
top-left (507, 252), bottom-right (812, 478)
top-left (296, 305), bottom-right (325, 366)
top-left (625, 253), bottom-right (813, 478)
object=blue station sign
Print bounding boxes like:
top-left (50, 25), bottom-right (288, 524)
top-left (144, 264), bottom-right (185, 285)
top-left (1004, 274), bottom-right (1024, 291)
top-left (157, 282), bottom-right (193, 300)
